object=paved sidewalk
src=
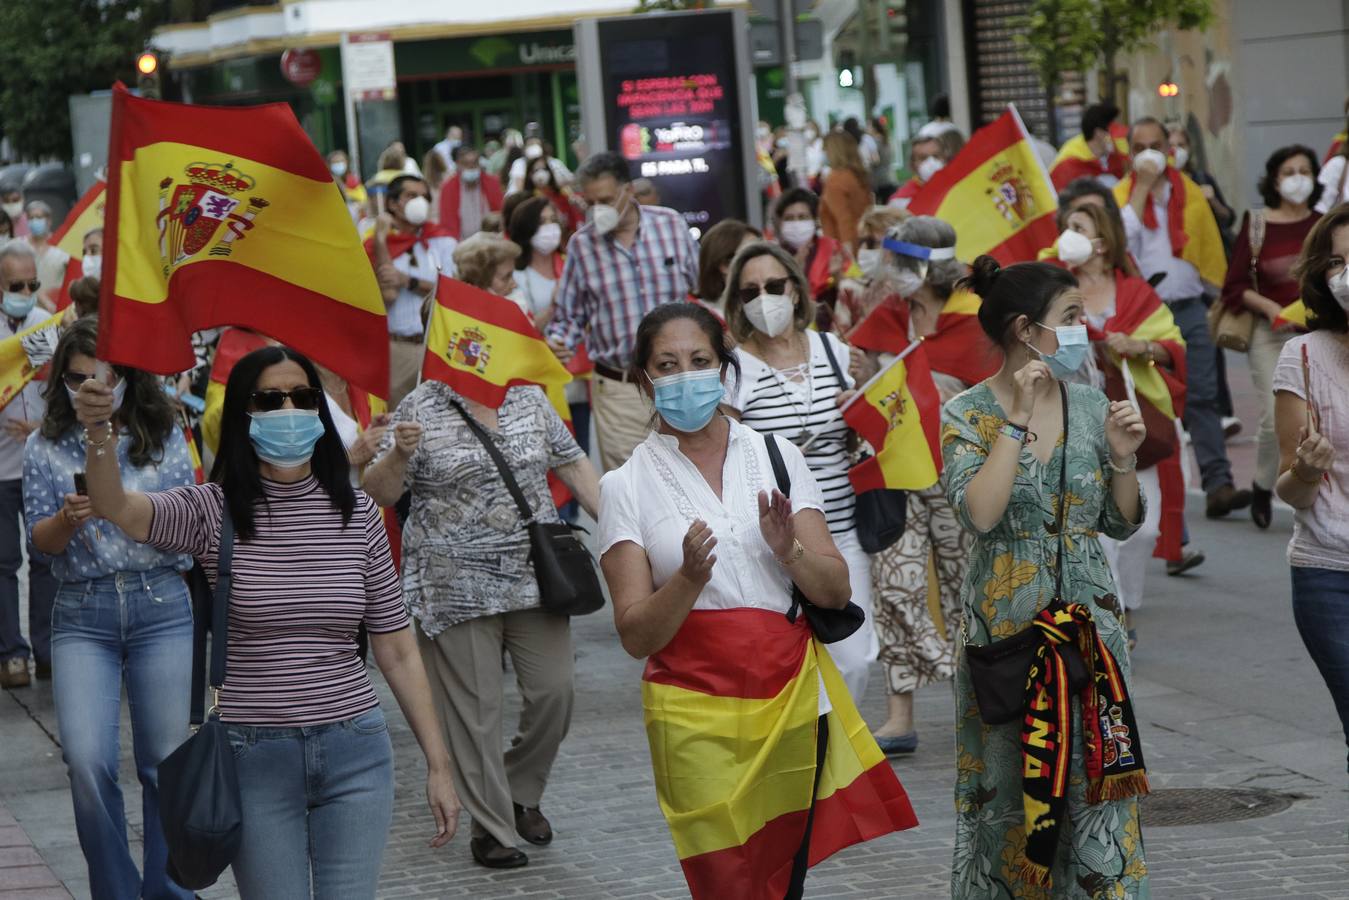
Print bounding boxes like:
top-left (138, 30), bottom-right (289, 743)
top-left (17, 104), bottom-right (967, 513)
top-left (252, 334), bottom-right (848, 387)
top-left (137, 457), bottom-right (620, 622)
top-left (0, 797), bottom-right (70, 899)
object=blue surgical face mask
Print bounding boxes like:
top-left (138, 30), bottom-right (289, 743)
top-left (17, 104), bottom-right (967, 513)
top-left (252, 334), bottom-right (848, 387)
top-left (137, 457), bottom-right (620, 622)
top-left (650, 368), bottom-right (725, 433)
top-left (248, 409), bottom-right (326, 468)
top-left (27, 218), bottom-right (49, 238)
top-left (1, 291), bottom-right (35, 318)
top-left (1026, 323), bottom-right (1090, 380)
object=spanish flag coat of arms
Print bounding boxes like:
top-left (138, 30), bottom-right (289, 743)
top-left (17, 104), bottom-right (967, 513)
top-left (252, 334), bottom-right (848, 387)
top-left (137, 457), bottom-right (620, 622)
top-left (96, 85), bottom-right (388, 398)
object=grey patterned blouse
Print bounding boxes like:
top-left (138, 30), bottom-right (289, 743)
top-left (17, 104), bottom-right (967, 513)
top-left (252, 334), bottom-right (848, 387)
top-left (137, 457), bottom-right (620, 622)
top-left (382, 381), bottom-right (585, 634)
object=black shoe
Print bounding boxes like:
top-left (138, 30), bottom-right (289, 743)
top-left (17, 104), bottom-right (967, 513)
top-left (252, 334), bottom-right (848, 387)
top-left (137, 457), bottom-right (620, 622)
top-left (513, 803), bottom-right (553, 846)
top-left (470, 834), bottom-right (529, 869)
top-left (1251, 486), bottom-right (1273, 530)
top-left (1206, 484), bottom-right (1252, 518)
top-left (34, 660), bottom-right (51, 680)
top-left (1166, 547), bottom-right (1205, 577)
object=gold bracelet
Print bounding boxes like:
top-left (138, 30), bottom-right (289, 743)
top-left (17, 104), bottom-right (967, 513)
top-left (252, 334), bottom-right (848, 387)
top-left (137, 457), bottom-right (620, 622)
top-left (776, 538), bottom-right (805, 567)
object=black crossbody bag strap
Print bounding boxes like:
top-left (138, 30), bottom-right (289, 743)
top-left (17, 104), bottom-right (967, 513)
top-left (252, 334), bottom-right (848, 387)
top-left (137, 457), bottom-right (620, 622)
top-left (449, 400), bottom-right (536, 524)
top-left (818, 331), bottom-right (848, 389)
top-left (1053, 382), bottom-right (1068, 599)
top-left (763, 434), bottom-right (803, 622)
top-left (190, 504), bottom-right (235, 726)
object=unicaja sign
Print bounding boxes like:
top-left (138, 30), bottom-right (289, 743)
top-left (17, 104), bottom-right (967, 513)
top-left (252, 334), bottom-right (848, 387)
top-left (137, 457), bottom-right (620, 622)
top-left (520, 42), bottom-right (576, 65)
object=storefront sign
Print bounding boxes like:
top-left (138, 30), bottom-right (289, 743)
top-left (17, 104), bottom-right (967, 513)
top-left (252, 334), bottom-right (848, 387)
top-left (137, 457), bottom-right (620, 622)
top-left (341, 33), bottom-right (396, 101)
top-left (280, 48), bottom-right (322, 87)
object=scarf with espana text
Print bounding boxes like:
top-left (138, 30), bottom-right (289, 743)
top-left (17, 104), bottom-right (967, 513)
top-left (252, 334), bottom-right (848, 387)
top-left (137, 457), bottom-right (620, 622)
top-left (1020, 602), bottom-right (1149, 889)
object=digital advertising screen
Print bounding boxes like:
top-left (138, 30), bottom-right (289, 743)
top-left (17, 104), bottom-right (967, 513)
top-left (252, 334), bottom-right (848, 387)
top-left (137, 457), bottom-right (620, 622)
top-left (595, 12), bottom-right (750, 230)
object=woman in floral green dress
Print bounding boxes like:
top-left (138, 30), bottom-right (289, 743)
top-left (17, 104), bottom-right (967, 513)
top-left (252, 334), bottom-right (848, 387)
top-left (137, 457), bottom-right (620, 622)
top-left (942, 257), bottom-right (1151, 899)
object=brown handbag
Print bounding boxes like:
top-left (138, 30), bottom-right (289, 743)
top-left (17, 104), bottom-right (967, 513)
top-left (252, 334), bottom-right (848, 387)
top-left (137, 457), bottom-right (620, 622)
top-left (1208, 211), bottom-right (1265, 352)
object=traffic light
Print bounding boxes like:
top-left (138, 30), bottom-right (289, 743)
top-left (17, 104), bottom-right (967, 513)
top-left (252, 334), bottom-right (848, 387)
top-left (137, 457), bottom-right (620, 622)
top-left (137, 50), bottom-right (161, 99)
top-left (1157, 80), bottom-right (1179, 98)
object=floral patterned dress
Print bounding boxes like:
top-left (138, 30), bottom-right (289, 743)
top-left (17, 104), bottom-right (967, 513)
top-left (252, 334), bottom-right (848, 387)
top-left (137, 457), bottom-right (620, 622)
top-left (942, 382), bottom-right (1150, 899)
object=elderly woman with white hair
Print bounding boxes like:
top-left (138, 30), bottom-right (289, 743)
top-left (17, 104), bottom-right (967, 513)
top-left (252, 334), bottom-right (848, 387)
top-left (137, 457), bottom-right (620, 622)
top-left (846, 216), bottom-right (1002, 755)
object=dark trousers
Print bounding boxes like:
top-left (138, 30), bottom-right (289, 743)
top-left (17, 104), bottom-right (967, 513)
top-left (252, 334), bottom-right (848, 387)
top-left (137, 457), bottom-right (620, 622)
top-left (1291, 566), bottom-right (1349, 772)
top-left (0, 478), bottom-right (57, 664)
top-left (1170, 297), bottom-right (1234, 492)
top-left (784, 715), bottom-right (830, 900)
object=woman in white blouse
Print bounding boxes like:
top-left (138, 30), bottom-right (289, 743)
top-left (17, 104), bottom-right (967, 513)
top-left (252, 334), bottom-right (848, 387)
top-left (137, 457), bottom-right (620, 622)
top-left (598, 303), bottom-right (916, 900)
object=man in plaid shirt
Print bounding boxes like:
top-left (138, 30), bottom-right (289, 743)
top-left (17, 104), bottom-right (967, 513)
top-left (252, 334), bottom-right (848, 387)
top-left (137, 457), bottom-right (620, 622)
top-left (546, 152), bottom-right (698, 471)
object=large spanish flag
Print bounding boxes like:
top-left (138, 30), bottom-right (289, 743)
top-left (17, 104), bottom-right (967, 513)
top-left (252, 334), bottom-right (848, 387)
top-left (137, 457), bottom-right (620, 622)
top-left (1113, 168), bottom-right (1226, 290)
top-left (906, 106), bottom-right (1058, 265)
top-left (848, 290), bottom-right (1002, 386)
top-left (97, 85), bottom-right (388, 398)
top-left (843, 341), bottom-right (943, 492)
top-left (644, 608), bottom-right (916, 899)
top-left (1048, 123), bottom-right (1129, 191)
top-left (424, 276), bottom-right (571, 408)
top-left (1090, 272), bottom-right (1187, 421)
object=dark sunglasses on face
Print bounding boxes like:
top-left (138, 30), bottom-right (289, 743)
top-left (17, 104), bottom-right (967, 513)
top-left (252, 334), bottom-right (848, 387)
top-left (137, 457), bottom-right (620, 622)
top-left (737, 277), bottom-right (791, 306)
top-left (62, 371), bottom-right (99, 391)
top-left (250, 387), bottom-right (323, 412)
top-left (7, 280), bottom-right (39, 293)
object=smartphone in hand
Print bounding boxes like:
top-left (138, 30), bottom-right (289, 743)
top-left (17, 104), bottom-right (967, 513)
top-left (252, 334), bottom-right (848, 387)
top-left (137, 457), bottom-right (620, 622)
top-left (73, 472), bottom-right (88, 496)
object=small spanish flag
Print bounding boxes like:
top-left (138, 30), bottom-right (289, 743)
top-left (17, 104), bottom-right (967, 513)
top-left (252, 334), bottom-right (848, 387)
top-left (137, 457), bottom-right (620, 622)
top-left (644, 608), bottom-right (917, 898)
top-left (1274, 299), bottom-right (1310, 332)
top-left (1048, 122), bottom-right (1130, 191)
top-left (0, 318), bottom-right (60, 413)
top-left (843, 341), bottom-right (943, 492)
top-left (848, 290), bottom-right (1002, 387)
top-left (907, 106), bottom-right (1059, 265)
top-left (423, 276), bottom-right (571, 409)
top-left (96, 84), bottom-right (388, 398)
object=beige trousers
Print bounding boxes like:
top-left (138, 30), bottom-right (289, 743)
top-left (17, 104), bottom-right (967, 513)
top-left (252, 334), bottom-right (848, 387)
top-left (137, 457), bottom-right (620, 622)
top-left (389, 338), bottom-right (423, 409)
top-left (417, 607), bottom-right (574, 849)
top-left (591, 372), bottom-right (653, 472)
top-left (1247, 317), bottom-right (1292, 491)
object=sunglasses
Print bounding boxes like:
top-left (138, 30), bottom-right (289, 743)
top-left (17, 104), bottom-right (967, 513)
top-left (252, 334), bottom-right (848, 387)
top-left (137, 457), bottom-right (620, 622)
top-left (249, 387), bottom-right (323, 412)
top-left (6, 280), bottom-right (39, 293)
top-left (737, 277), bottom-right (791, 306)
top-left (62, 371), bottom-right (105, 391)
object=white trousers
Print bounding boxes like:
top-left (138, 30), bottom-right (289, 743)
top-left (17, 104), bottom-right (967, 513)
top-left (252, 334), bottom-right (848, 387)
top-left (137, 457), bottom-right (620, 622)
top-left (1099, 466), bottom-right (1163, 612)
top-left (825, 528), bottom-right (878, 705)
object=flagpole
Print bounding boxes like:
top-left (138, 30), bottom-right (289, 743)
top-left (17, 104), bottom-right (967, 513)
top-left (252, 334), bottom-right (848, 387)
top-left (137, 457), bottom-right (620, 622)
top-left (839, 337), bottom-right (923, 415)
top-left (413, 269), bottom-right (441, 422)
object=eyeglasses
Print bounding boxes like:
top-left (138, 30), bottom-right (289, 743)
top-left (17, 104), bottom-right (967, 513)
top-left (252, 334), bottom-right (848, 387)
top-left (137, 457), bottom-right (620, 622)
top-left (62, 371), bottom-right (98, 391)
top-left (6, 280), bottom-right (39, 293)
top-left (249, 387), bottom-right (323, 412)
top-left (737, 278), bottom-right (791, 306)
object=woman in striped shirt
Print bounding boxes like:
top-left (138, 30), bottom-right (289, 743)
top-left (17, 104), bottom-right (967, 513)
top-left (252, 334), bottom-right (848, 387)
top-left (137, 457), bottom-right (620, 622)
top-left (724, 241), bottom-right (877, 705)
top-left (71, 346), bottom-right (459, 898)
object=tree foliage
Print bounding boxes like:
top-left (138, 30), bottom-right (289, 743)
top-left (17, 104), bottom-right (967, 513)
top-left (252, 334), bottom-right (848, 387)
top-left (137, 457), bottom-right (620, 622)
top-left (633, 0), bottom-right (712, 11)
top-left (1019, 0), bottom-right (1214, 95)
top-left (0, 0), bottom-right (165, 160)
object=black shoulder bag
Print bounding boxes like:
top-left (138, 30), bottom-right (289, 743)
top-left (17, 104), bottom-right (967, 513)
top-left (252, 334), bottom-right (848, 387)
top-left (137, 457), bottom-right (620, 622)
top-left (964, 382), bottom-right (1087, 725)
top-left (764, 433), bottom-right (866, 643)
top-left (450, 400), bottom-right (605, 617)
top-left (158, 506), bottom-right (242, 890)
top-left (818, 334), bottom-right (908, 554)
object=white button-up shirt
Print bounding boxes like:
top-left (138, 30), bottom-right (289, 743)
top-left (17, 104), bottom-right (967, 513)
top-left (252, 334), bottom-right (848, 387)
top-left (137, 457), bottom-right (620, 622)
top-left (388, 234), bottom-right (458, 338)
top-left (1121, 183), bottom-right (1206, 302)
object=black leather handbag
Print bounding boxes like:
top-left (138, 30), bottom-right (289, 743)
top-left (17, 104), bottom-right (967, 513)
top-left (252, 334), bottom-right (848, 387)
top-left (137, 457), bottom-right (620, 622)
top-left (818, 333), bottom-right (909, 554)
top-left (158, 506), bottom-right (242, 890)
top-left (964, 383), bottom-right (1087, 725)
top-left (764, 433), bottom-right (866, 643)
top-left (452, 400), bottom-right (606, 617)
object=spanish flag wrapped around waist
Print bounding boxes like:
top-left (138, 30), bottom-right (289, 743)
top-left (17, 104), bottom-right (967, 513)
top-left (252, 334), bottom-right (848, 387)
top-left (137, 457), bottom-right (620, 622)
top-left (1113, 168), bottom-right (1226, 290)
top-left (643, 608), bottom-right (917, 899)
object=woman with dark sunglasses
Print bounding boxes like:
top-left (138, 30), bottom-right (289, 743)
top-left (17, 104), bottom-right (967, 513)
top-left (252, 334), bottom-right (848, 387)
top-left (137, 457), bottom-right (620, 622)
top-left (22, 318), bottom-right (196, 899)
top-left (69, 344), bottom-right (460, 897)
top-left (723, 241), bottom-right (878, 708)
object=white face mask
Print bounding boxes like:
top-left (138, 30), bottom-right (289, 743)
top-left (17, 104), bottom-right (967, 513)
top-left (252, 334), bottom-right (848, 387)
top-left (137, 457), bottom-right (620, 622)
top-left (1134, 148), bottom-right (1168, 177)
top-left (893, 268), bottom-right (924, 298)
top-left (531, 168), bottom-right (552, 187)
top-left (524, 143), bottom-right (544, 160)
top-left (1329, 268), bottom-right (1349, 310)
top-left (401, 195), bottom-right (430, 226)
top-left (1279, 174), bottom-right (1315, 206)
top-left (1, 202), bottom-right (21, 219)
top-left (82, 254), bottom-right (102, 279)
top-left (778, 219), bottom-right (816, 250)
top-left (744, 292), bottom-right (796, 337)
top-left (531, 222), bottom-right (562, 255)
top-left (1056, 229), bottom-right (1095, 267)
top-left (330, 160), bottom-right (348, 178)
top-left (1171, 146), bottom-right (1190, 171)
top-left (916, 156), bottom-right (945, 183)
top-left (856, 248), bottom-right (884, 278)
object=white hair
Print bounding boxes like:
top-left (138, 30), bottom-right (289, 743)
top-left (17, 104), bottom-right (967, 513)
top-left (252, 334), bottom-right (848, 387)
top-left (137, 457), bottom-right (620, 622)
top-left (23, 200), bottom-right (50, 218)
top-left (0, 240), bottom-right (37, 268)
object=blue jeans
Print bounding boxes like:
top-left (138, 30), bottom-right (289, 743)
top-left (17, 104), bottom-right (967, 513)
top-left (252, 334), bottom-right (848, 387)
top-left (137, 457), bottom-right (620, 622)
top-left (1169, 298), bottom-right (1234, 492)
top-left (0, 477), bottom-right (57, 663)
top-left (50, 568), bottom-right (194, 900)
top-left (227, 707), bottom-right (395, 898)
top-left (1290, 566), bottom-right (1349, 770)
